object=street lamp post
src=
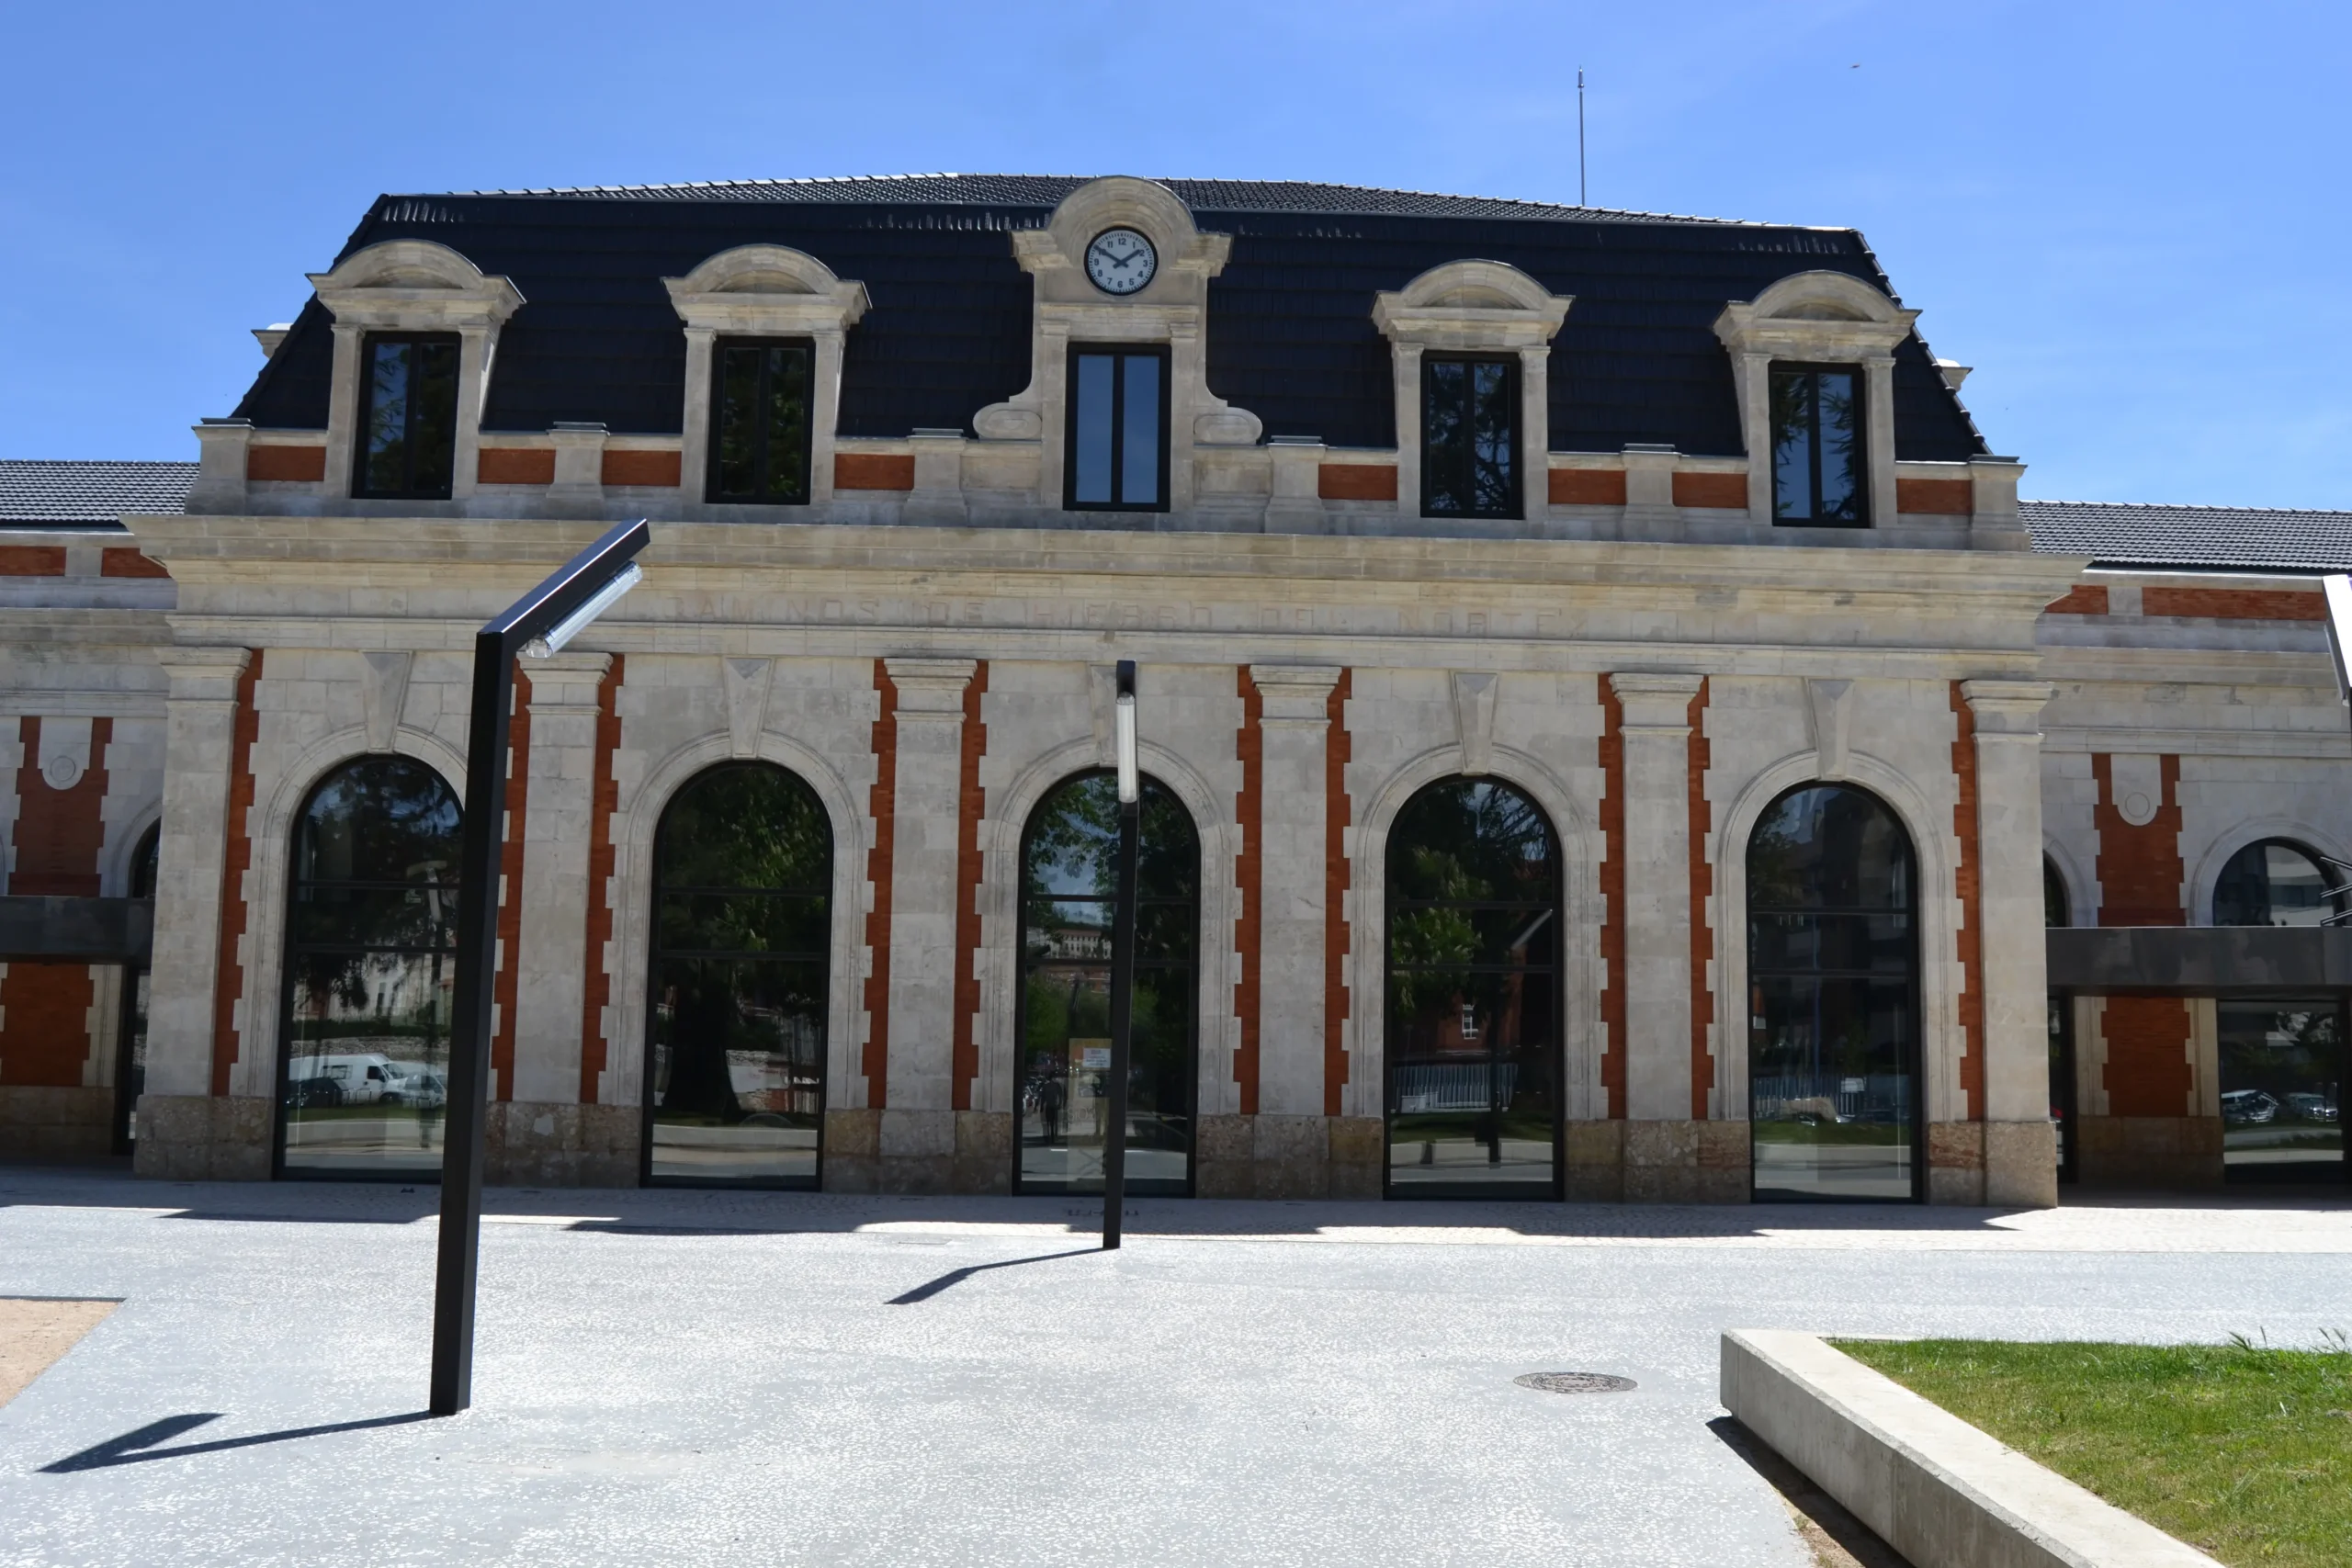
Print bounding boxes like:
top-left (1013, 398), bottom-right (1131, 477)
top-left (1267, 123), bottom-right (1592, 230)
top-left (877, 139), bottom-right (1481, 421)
top-left (1102, 660), bottom-right (1139, 1250)
top-left (431, 517), bottom-right (650, 1417)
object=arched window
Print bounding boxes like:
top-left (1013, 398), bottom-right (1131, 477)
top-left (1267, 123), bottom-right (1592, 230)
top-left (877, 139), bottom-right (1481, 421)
top-left (2213, 840), bottom-right (2341, 928)
top-left (645, 762), bottom-right (833, 1187)
top-left (1385, 778), bottom-right (1560, 1198)
top-left (2044, 857), bottom-right (2070, 928)
top-left (277, 756), bottom-right (461, 1179)
top-left (1015, 772), bottom-right (1198, 1194)
top-left (1747, 784), bottom-right (1918, 1202)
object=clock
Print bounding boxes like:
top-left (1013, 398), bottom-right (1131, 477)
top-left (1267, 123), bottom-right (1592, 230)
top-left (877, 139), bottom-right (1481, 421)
top-left (1085, 228), bottom-right (1158, 295)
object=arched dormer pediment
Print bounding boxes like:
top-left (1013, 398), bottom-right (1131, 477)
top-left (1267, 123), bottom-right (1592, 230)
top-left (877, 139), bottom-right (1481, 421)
top-left (1011, 177), bottom-right (1230, 309)
top-left (662, 244), bottom-right (871, 333)
top-left (1373, 260), bottom-right (1572, 348)
top-left (1712, 269), bottom-right (1917, 358)
top-left (307, 240), bottom-right (525, 330)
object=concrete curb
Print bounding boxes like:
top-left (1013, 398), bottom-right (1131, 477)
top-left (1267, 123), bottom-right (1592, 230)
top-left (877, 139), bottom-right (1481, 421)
top-left (1720, 1330), bottom-right (2222, 1568)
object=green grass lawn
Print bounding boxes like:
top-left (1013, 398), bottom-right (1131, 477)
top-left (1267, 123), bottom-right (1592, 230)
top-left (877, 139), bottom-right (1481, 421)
top-left (1834, 1336), bottom-right (2352, 1568)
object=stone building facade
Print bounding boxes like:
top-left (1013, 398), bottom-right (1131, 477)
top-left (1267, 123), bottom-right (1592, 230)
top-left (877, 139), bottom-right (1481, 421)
top-left (1, 175), bottom-right (2345, 1202)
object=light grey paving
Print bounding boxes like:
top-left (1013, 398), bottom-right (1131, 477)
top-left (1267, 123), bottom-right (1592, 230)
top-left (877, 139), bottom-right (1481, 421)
top-left (3, 1170), bottom-right (2348, 1568)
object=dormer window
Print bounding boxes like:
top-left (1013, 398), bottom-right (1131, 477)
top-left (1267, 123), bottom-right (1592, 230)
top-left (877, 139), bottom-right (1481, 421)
top-left (708, 337), bottom-right (813, 504)
top-left (1770, 365), bottom-right (1865, 525)
top-left (355, 333), bottom-right (460, 499)
top-left (1422, 355), bottom-right (1520, 518)
top-left (1065, 345), bottom-right (1168, 511)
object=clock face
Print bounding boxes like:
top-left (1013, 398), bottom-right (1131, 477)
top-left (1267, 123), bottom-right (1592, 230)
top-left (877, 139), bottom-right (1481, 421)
top-left (1085, 228), bottom-right (1158, 295)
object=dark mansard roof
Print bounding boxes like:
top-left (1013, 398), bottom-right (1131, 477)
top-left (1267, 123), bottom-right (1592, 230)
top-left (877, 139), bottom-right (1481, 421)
top-left (229, 175), bottom-right (1986, 460)
top-left (0, 459), bottom-right (197, 526)
top-left (2021, 500), bottom-right (2352, 574)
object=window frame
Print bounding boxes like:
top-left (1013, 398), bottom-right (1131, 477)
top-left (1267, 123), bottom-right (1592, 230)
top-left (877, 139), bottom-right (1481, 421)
top-left (351, 331), bottom-right (463, 501)
top-left (705, 334), bottom-right (818, 506)
top-left (1769, 361), bottom-right (1871, 528)
top-left (1419, 353), bottom-right (1523, 521)
top-left (1061, 343), bottom-right (1171, 513)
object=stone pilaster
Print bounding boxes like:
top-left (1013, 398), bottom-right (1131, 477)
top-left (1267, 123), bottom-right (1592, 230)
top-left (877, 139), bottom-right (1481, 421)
top-left (1248, 664), bottom-right (1343, 1195)
top-left (136, 647), bottom-right (264, 1179)
top-left (876, 656), bottom-right (976, 1190)
top-left (1963, 679), bottom-right (2060, 1207)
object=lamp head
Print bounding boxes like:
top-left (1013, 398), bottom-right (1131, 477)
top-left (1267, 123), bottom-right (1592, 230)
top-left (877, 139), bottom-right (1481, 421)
top-left (1114, 660), bottom-right (1137, 806)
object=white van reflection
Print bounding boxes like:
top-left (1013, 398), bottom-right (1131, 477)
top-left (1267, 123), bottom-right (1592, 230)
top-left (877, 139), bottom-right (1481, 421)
top-left (286, 1054), bottom-right (444, 1109)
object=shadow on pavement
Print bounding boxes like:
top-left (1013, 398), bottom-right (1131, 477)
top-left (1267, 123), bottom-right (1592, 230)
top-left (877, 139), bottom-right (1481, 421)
top-left (40, 1410), bottom-right (435, 1472)
top-left (1709, 1416), bottom-right (1914, 1568)
top-left (888, 1246), bottom-right (1101, 1303)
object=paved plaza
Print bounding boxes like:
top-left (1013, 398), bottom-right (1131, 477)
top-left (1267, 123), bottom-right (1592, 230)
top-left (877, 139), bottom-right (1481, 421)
top-left (3, 1170), bottom-right (2349, 1567)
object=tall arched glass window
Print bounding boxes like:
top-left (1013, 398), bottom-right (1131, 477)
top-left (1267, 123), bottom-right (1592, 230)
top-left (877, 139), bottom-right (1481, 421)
top-left (2213, 840), bottom-right (2340, 928)
top-left (645, 762), bottom-right (833, 1187)
top-left (277, 756), bottom-right (462, 1179)
top-left (1016, 772), bottom-right (1198, 1194)
top-left (1385, 778), bottom-right (1560, 1198)
top-left (1747, 784), bottom-right (1918, 1201)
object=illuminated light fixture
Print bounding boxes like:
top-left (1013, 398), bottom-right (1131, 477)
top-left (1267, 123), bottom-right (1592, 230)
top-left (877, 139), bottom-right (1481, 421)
top-left (1114, 685), bottom-right (1138, 804)
top-left (523, 562), bottom-right (642, 659)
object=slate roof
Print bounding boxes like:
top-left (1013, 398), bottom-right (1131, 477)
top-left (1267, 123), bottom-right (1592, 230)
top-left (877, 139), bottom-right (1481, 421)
top-left (0, 460), bottom-right (196, 526)
top-left (231, 175), bottom-right (1987, 460)
top-left (2023, 500), bottom-right (2352, 574)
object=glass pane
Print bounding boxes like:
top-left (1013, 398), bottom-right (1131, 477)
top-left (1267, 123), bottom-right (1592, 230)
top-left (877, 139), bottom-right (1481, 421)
top-left (1469, 361), bottom-right (1515, 514)
top-left (1748, 912), bottom-right (1911, 976)
top-left (2215, 840), bottom-right (2334, 927)
top-left (1073, 355), bottom-right (1114, 504)
top-left (408, 339), bottom-right (460, 495)
top-left (2220, 1002), bottom-right (2344, 1180)
top-left (1385, 778), bottom-right (1560, 1196)
top-left (281, 948), bottom-right (453, 1177)
top-left (1015, 773), bottom-right (1198, 1194)
top-left (1815, 371), bottom-right (1860, 523)
top-left (647, 763), bottom-right (834, 1187)
top-left (649, 958), bottom-right (825, 1183)
top-left (2044, 860), bottom-right (2069, 928)
top-left (1748, 785), bottom-right (1912, 910)
top-left (761, 345), bottom-right (810, 502)
top-left (715, 346), bottom-right (762, 499)
top-left (1121, 355), bottom-right (1159, 504)
top-left (1423, 361), bottom-right (1468, 514)
top-left (1748, 975), bottom-right (1914, 1200)
top-left (1770, 368), bottom-right (1815, 521)
top-left (362, 340), bottom-right (412, 494)
top-left (279, 759), bottom-right (463, 1179)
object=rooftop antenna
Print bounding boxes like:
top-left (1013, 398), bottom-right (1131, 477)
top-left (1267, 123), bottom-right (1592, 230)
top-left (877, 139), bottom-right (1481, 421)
top-left (1577, 68), bottom-right (1588, 207)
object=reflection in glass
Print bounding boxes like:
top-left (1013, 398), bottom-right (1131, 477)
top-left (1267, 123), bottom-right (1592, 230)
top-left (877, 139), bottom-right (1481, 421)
top-left (1121, 354), bottom-right (1160, 504)
top-left (1423, 358), bottom-right (1517, 517)
top-left (278, 757), bottom-right (463, 1178)
top-left (1016, 773), bottom-right (1197, 1194)
top-left (115, 826), bottom-right (161, 1154)
top-left (357, 335), bottom-right (459, 498)
top-left (1385, 778), bottom-right (1560, 1197)
top-left (2219, 1001), bottom-right (2345, 1182)
top-left (647, 763), bottom-right (831, 1186)
top-left (710, 341), bottom-right (812, 503)
top-left (1770, 367), bottom-right (1863, 525)
top-left (2044, 858), bottom-right (2070, 928)
top-left (1068, 349), bottom-right (1165, 510)
top-left (1747, 784), bottom-right (1917, 1201)
top-left (2212, 840), bottom-right (2339, 928)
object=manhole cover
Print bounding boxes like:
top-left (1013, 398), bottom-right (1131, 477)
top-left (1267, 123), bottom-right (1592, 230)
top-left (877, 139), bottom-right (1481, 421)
top-left (1514, 1371), bottom-right (1636, 1394)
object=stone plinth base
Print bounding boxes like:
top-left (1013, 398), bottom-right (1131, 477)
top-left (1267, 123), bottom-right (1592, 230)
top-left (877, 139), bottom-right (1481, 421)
top-left (2076, 1115), bottom-right (2223, 1190)
top-left (0, 1086), bottom-right (116, 1162)
top-left (953, 1111), bottom-right (1012, 1194)
top-left (1195, 1114), bottom-right (1383, 1199)
top-left (820, 1108), bottom-right (1009, 1194)
top-left (821, 1108), bottom-right (880, 1191)
top-left (484, 1101), bottom-right (638, 1186)
top-left (130, 1094), bottom-right (269, 1180)
top-left (1623, 1120), bottom-right (1749, 1202)
top-left (1926, 1120), bottom-right (1986, 1205)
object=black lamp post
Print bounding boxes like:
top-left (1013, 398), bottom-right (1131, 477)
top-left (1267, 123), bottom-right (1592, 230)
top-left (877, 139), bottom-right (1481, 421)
top-left (1102, 660), bottom-right (1138, 1249)
top-left (431, 517), bottom-right (650, 1417)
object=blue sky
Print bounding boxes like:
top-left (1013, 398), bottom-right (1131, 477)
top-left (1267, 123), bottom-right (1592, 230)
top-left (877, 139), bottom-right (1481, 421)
top-left (3, 0), bottom-right (2345, 507)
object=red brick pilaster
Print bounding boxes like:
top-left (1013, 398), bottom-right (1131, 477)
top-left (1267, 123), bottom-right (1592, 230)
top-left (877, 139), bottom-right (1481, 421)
top-left (860, 660), bottom-right (899, 1108)
top-left (1323, 670), bottom-right (1352, 1118)
top-left (490, 667), bottom-right (532, 1102)
top-left (950, 661), bottom-right (989, 1111)
top-left (1687, 681), bottom-right (1714, 1120)
top-left (1597, 675), bottom-right (1626, 1119)
top-left (210, 654), bottom-right (262, 1096)
top-left (2101, 996), bottom-right (2192, 1115)
top-left (577, 656), bottom-right (624, 1101)
top-left (1234, 667), bottom-right (1264, 1115)
top-left (1951, 682), bottom-right (1984, 1120)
